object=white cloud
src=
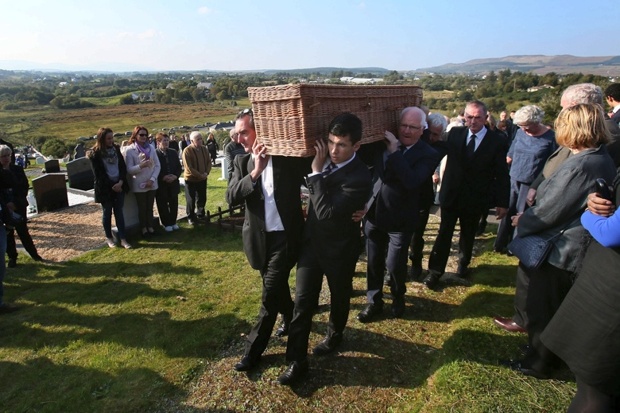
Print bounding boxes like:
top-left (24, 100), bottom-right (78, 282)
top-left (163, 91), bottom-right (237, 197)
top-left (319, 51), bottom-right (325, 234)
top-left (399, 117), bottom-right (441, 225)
top-left (198, 6), bottom-right (211, 15)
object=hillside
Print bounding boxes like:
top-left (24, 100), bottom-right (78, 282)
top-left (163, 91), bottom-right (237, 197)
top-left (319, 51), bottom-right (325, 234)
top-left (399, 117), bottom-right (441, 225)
top-left (419, 54), bottom-right (620, 76)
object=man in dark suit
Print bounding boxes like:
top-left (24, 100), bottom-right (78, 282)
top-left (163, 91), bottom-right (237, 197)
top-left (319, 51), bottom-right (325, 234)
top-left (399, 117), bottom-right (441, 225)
top-left (226, 108), bottom-right (309, 372)
top-left (357, 107), bottom-right (440, 323)
top-left (278, 113), bottom-right (372, 385)
top-left (423, 100), bottom-right (509, 290)
top-left (605, 83), bottom-right (620, 125)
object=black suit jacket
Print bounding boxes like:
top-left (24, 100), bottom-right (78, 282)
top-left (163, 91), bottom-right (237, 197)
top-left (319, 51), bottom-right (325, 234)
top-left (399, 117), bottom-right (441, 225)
top-left (439, 126), bottom-right (510, 211)
top-left (303, 155), bottom-right (371, 264)
top-left (366, 139), bottom-right (440, 233)
top-left (226, 154), bottom-right (310, 270)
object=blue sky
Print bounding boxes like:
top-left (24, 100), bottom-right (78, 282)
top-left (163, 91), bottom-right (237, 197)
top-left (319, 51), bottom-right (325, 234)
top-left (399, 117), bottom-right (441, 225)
top-left (0, 0), bottom-right (617, 72)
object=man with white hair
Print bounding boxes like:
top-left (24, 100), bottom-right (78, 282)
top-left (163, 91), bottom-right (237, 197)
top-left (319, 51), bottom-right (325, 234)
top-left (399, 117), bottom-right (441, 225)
top-left (357, 106), bottom-right (440, 322)
top-left (408, 113), bottom-right (449, 280)
top-left (182, 131), bottom-right (211, 225)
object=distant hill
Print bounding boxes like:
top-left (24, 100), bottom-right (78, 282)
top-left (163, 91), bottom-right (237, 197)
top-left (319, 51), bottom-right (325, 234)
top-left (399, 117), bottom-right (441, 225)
top-left (419, 55), bottom-right (620, 77)
top-left (260, 67), bottom-right (391, 75)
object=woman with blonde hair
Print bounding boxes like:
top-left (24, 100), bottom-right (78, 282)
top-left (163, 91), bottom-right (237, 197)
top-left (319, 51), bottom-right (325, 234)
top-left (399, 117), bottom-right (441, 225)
top-left (504, 103), bottom-right (616, 379)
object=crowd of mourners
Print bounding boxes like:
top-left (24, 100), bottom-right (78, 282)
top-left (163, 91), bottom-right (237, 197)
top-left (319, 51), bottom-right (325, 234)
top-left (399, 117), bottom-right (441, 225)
top-left (1, 81), bottom-right (620, 411)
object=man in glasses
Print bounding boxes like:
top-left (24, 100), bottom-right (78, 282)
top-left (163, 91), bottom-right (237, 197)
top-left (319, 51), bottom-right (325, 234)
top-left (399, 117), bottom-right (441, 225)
top-left (357, 106), bottom-right (440, 323)
top-left (423, 100), bottom-right (509, 290)
top-left (226, 108), bottom-right (310, 372)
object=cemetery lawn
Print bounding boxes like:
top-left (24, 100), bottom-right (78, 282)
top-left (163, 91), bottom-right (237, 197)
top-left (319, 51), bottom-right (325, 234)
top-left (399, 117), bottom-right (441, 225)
top-left (0, 176), bottom-right (576, 412)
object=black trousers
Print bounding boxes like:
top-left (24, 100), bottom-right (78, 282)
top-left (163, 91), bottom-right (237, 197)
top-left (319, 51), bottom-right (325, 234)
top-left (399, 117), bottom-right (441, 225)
top-left (155, 181), bottom-right (179, 227)
top-left (286, 242), bottom-right (357, 362)
top-left (409, 205), bottom-right (432, 267)
top-left (244, 231), bottom-right (294, 359)
top-left (523, 262), bottom-right (573, 373)
top-left (428, 206), bottom-right (479, 275)
top-left (512, 263), bottom-right (529, 328)
top-left (134, 190), bottom-right (156, 230)
top-left (184, 180), bottom-right (206, 220)
top-left (6, 205), bottom-right (38, 260)
top-left (364, 219), bottom-right (411, 306)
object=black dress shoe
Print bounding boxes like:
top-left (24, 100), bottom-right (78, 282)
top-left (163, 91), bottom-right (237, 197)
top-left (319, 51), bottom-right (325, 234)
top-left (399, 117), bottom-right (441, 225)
top-left (278, 360), bottom-right (309, 385)
top-left (501, 359), bottom-right (550, 380)
top-left (312, 335), bottom-right (342, 356)
top-left (422, 272), bottom-right (441, 290)
top-left (391, 299), bottom-right (405, 318)
top-left (7, 258), bottom-right (16, 268)
top-left (456, 264), bottom-right (470, 278)
top-left (32, 254), bottom-right (44, 262)
top-left (275, 320), bottom-right (289, 337)
top-left (357, 304), bottom-right (383, 323)
top-left (0, 303), bottom-right (19, 314)
top-left (233, 355), bottom-right (261, 372)
top-left (409, 264), bottom-right (422, 281)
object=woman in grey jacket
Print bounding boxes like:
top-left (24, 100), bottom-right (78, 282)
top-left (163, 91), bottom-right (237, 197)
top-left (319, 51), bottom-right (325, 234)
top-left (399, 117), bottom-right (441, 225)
top-left (504, 103), bottom-right (616, 379)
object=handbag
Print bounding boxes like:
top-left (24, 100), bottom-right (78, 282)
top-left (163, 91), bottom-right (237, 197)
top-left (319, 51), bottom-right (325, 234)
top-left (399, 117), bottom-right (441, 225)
top-left (508, 231), bottom-right (563, 271)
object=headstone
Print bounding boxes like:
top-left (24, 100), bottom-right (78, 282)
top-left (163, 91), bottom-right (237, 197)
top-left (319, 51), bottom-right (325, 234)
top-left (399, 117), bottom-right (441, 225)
top-left (66, 157), bottom-right (94, 190)
top-left (32, 173), bottom-right (68, 212)
top-left (44, 159), bottom-right (60, 173)
top-left (36, 157), bottom-right (45, 165)
top-left (220, 156), bottom-right (228, 181)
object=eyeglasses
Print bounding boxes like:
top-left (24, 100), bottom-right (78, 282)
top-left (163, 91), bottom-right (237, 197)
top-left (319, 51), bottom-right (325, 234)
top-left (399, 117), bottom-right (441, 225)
top-left (400, 123), bottom-right (421, 131)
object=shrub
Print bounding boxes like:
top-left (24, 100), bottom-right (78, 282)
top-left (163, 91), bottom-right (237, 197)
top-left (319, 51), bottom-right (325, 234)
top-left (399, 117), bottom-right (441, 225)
top-left (41, 138), bottom-right (70, 158)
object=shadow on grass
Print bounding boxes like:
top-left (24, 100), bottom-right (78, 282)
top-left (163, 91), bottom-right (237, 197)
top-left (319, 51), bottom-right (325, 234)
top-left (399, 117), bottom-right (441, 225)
top-left (0, 357), bottom-right (182, 412)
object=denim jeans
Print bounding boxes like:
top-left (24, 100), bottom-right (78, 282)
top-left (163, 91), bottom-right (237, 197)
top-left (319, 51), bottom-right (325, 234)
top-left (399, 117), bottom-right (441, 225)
top-left (0, 224), bottom-right (7, 305)
top-left (102, 191), bottom-right (126, 240)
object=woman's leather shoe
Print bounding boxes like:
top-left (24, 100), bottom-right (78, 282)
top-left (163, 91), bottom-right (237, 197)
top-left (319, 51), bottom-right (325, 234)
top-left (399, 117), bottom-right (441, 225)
top-left (493, 317), bottom-right (527, 333)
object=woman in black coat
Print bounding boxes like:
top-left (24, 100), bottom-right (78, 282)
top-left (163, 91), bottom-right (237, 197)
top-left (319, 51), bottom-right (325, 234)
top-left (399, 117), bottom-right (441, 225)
top-left (155, 132), bottom-right (182, 231)
top-left (0, 145), bottom-right (43, 267)
top-left (89, 127), bottom-right (131, 249)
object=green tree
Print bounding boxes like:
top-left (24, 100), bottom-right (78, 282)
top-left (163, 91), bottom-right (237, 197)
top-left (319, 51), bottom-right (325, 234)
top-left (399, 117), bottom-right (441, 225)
top-left (41, 138), bottom-right (69, 158)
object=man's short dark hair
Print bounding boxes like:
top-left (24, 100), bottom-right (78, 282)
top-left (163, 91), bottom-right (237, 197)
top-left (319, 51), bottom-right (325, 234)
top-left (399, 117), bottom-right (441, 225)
top-left (235, 108), bottom-right (254, 128)
top-left (605, 83), bottom-right (620, 101)
top-left (466, 100), bottom-right (488, 115)
top-left (328, 113), bottom-right (363, 144)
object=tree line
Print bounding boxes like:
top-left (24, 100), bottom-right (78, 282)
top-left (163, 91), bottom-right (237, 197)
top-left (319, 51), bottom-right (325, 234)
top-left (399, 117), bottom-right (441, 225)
top-left (0, 69), bottom-right (612, 123)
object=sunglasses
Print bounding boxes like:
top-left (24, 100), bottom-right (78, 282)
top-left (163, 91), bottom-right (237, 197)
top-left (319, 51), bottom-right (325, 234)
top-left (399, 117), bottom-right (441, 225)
top-left (138, 133), bottom-right (148, 137)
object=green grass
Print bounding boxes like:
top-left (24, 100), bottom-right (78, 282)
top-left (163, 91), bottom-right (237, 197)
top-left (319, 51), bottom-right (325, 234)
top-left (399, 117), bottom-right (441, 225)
top-left (0, 180), bottom-right (577, 412)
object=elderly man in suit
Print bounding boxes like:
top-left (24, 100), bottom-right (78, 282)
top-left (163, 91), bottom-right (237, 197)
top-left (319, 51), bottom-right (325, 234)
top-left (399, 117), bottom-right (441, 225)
top-left (278, 113), bottom-right (372, 385)
top-left (423, 100), bottom-right (510, 290)
top-left (357, 106), bottom-right (440, 323)
top-left (226, 109), bottom-right (310, 372)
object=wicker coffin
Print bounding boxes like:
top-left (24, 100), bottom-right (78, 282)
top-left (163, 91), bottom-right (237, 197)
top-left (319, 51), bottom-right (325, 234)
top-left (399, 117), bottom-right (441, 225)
top-left (247, 84), bottom-right (423, 157)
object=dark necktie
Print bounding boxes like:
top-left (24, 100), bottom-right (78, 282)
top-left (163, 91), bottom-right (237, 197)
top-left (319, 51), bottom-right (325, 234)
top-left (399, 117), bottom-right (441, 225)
top-left (399, 144), bottom-right (407, 153)
top-left (466, 135), bottom-right (476, 159)
top-left (323, 162), bottom-right (337, 177)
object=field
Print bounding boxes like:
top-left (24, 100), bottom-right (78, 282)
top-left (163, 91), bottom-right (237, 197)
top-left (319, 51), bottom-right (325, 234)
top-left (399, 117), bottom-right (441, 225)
top-left (0, 99), bottom-right (250, 146)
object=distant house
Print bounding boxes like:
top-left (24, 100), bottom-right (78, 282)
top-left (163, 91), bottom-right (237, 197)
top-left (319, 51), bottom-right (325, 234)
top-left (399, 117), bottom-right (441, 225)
top-left (209, 121), bottom-right (235, 132)
top-left (131, 92), bottom-right (155, 102)
top-left (339, 77), bottom-right (384, 84)
top-left (527, 84), bottom-right (555, 92)
top-left (196, 82), bottom-right (212, 90)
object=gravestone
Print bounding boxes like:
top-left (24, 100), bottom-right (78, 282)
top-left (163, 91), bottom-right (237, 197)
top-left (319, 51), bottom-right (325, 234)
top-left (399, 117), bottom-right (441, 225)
top-left (66, 157), bottom-right (94, 190)
top-left (44, 159), bottom-right (60, 173)
top-left (35, 157), bottom-right (45, 165)
top-left (32, 173), bottom-right (68, 212)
